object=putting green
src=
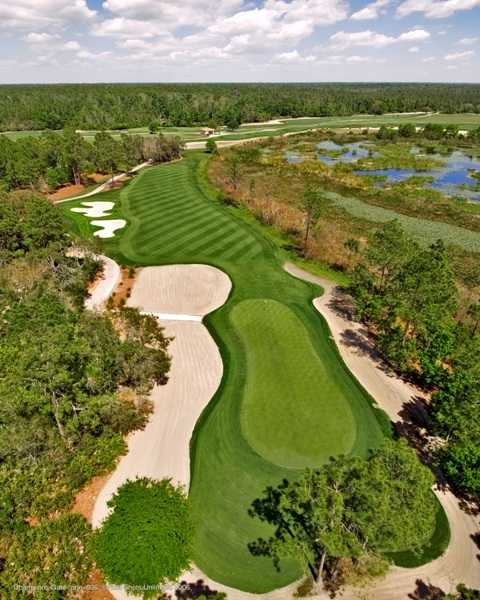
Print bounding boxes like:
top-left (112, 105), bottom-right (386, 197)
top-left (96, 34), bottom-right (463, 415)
top-left (60, 152), bottom-right (446, 593)
top-left (234, 299), bottom-right (356, 468)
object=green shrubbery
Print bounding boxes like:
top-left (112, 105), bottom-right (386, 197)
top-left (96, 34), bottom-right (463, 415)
top-left (0, 515), bottom-right (93, 600)
top-left (0, 191), bottom-right (171, 594)
top-left (249, 440), bottom-right (437, 589)
top-left (0, 129), bottom-right (183, 192)
top-left (94, 478), bottom-right (194, 598)
top-left (350, 221), bottom-right (480, 498)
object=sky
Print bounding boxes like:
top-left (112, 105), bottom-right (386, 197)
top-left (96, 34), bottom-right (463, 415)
top-left (1, 0), bottom-right (479, 83)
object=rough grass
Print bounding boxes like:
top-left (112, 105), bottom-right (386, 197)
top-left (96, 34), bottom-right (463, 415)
top-left (323, 190), bottom-right (480, 252)
top-left (60, 151), bottom-right (447, 593)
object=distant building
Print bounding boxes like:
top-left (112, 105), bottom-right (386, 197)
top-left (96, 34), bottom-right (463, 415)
top-left (201, 127), bottom-right (216, 137)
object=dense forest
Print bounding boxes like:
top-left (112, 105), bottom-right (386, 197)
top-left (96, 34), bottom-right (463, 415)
top-left (0, 130), bottom-right (183, 191)
top-left (0, 192), bottom-right (171, 595)
top-left (346, 223), bottom-right (480, 498)
top-left (1, 83), bottom-right (480, 131)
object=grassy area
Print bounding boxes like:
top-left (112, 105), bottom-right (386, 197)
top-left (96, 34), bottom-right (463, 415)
top-left (323, 190), bottom-right (480, 253)
top-left (233, 299), bottom-right (365, 469)
top-left (4, 112), bottom-right (480, 144)
top-left (214, 113), bottom-right (480, 142)
top-left (1, 126), bottom-right (205, 142)
top-left (60, 152), bottom-right (447, 592)
top-left (387, 498), bottom-right (450, 567)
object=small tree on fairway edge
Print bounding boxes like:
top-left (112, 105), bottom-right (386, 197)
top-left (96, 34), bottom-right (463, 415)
top-left (206, 138), bottom-right (218, 154)
top-left (248, 440), bottom-right (437, 592)
top-left (93, 478), bottom-right (194, 599)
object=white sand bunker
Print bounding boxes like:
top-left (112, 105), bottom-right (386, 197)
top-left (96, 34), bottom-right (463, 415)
top-left (91, 219), bottom-right (126, 239)
top-left (127, 264), bottom-right (231, 317)
top-left (71, 201), bottom-right (114, 218)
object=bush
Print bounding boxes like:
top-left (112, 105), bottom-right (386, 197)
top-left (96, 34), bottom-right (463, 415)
top-left (0, 514), bottom-right (93, 599)
top-left (93, 478), bottom-right (194, 598)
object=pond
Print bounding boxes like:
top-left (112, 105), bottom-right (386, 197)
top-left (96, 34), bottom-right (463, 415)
top-left (315, 142), bottom-right (480, 201)
top-left (355, 150), bottom-right (480, 202)
top-left (316, 141), bottom-right (377, 164)
top-left (285, 150), bottom-right (305, 163)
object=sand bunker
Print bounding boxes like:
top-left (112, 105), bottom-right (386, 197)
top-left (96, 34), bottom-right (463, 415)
top-left (92, 263), bottom-right (230, 534)
top-left (127, 264), bottom-right (232, 317)
top-left (71, 201), bottom-right (114, 218)
top-left (91, 219), bottom-right (126, 238)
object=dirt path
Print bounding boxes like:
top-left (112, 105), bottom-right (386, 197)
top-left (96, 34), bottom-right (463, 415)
top-left (54, 161), bottom-right (151, 205)
top-left (284, 262), bottom-right (480, 599)
top-left (85, 255), bottom-right (121, 311)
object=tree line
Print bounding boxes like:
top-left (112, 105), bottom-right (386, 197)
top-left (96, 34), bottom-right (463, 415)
top-left (0, 191), bottom-right (171, 596)
top-left (1, 83), bottom-right (480, 132)
top-left (377, 123), bottom-right (480, 141)
top-left (350, 222), bottom-right (480, 498)
top-left (0, 130), bottom-right (183, 192)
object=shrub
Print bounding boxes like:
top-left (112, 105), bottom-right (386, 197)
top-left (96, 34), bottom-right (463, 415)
top-left (93, 478), bottom-right (194, 598)
top-left (0, 514), bottom-right (93, 598)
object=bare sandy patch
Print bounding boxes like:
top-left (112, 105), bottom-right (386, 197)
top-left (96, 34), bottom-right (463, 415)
top-left (72, 474), bottom-right (112, 522)
top-left (91, 318), bottom-right (223, 528)
top-left (85, 255), bottom-right (121, 311)
top-left (49, 183), bottom-right (85, 201)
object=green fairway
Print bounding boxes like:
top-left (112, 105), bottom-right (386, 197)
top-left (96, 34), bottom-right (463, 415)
top-left (60, 152), bottom-right (446, 592)
top-left (4, 111), bottom-right (480, 144)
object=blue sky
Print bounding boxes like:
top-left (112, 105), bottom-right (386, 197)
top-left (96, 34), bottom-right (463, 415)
top-left (1, 0), bottom-right (479, 83)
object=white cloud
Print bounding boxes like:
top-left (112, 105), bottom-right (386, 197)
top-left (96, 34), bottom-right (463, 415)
top-left (397, 0), bottom-right (480, 19)
top-left (330, 28), bottom-right (430, 49)
top-left (409, 46), bottom-right (420, 52)
top-left (25, 31), bottom-right (83, 54)
top-left (1, 0), bottom-right (95, 30)
top-left (102, 0), bottom-right (244, 27)
top-left (346, 54), bottom-right (371, 61)
top-left (275, 49), bottom-right (302, 62)
top-left (93, 17), bottom-right (161, 38)
top-left (444, 49), bottom-right (475, 60)
top-left (63, 41), bottom-right (81, 51)
top-left (351, 0), bottom-right (389, 20)
top-left (25, 32), bottom-right (59, 44)
top-left (397, 29), bottom-right (431, 42)
top-left (76, 50), bottom-right (112, 60)
top-left (457, 37), bottom-right (478, 45)
top-left (422, 56), bottom-right (436, 61)
top-left (330, 30), bottom-right (395, 48)
top-left (96, 0), bottom-right (349, 57)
